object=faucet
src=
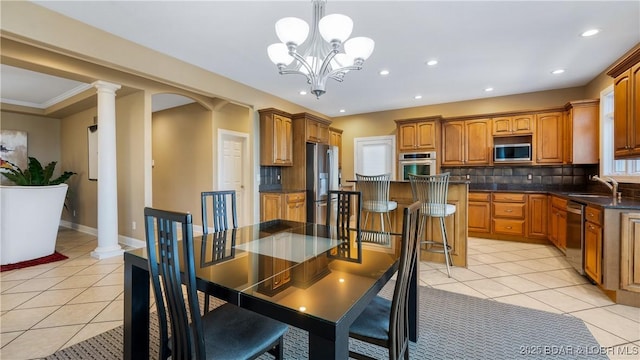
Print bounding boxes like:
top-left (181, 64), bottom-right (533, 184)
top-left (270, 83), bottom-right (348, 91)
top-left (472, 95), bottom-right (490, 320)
top-left (592, 175), bottom-right (619, 198)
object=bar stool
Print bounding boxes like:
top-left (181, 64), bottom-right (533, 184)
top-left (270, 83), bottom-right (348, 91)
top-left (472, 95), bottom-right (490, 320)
top-left (408, 172), bottom-right (455, 277)
top-left (356, 173), bottom-right (397, 237)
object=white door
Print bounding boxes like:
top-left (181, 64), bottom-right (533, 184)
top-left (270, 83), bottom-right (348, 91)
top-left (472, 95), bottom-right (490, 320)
top-left (219, 130), bottom-right (249, 226)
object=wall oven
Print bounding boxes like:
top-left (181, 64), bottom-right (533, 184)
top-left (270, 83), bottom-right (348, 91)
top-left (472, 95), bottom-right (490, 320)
top-left (398, 152), bottom-right (437, 181)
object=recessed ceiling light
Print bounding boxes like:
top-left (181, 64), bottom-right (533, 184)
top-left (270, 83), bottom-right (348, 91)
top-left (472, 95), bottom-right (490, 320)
top-left (426, 60), bottom-right (438, 66)
top-left (414, 95), bottom-right (422, 100)
top-left (339, 109), bottom-right (346, 113)
top-left (581, 29), bottom-right (600, 37)
top-left (299, 90), bottom-right (307, 95)
top-left (551, 69), bottom-right (565, 75)
top-left (484, 87), bottom-right (494, 92)
top-left (379, 69), bottom-right (389, 76)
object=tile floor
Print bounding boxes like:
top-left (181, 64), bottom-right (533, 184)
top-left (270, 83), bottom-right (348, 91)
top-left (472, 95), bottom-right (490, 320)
top-left (1, 228), bottom-right (639, 359)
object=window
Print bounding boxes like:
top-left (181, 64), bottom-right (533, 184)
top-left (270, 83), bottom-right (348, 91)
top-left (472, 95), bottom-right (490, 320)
top-left (600, 85), bottom-right (640, 183)
top-left (354, 135), bottom-right (396, 179)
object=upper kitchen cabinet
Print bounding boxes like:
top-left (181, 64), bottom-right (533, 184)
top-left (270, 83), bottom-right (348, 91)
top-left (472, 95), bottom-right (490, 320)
top-left (395, 116), bottom-right (441, 152)
top-left (442, 118), bottom-right (492, 166)
top-left (607, 46), bottom-right (640, 159)
top-left (329, 127), bottom-right (343, 169)
top-left (492, 114), bottom-right (533, 136)
top-left (259, 108), bottom-right (293, 166)
top-left (535, 111), bottom-right (563, 164)
top-left (295, 112), bottom-right (331, 144)
top-left (563, 100), bottom-right (599, 164)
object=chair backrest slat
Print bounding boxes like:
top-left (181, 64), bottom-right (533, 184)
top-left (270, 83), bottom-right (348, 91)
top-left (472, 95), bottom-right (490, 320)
top-left (408, 172), bottom-right (450, 214)
top-left (144, 207), bottom-right (206, 360)
top-left (356, 173), bottom-right (391, 213)
top-left (201, 190), bottom-right (237, 233)
top-left (326, 190), bottom-right (362, 262)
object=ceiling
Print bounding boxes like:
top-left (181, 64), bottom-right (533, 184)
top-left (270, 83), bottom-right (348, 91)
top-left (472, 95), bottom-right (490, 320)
top-left (2, 1), bottom-right (639, 117)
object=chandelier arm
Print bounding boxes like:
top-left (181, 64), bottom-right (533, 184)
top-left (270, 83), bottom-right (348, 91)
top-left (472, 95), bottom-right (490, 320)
top-left (288, 50), bottom-right (319, 83)
top-left (317, 49), bottom-right (339, 78)
top-left (325, 64), bottom-right (364, 81)
top-left (278, 69), bottom-right (313, 84)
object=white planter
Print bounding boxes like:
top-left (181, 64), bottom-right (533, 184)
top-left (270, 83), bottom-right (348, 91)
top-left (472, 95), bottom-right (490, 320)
top-left (1, 184), bottom-right (68, 265)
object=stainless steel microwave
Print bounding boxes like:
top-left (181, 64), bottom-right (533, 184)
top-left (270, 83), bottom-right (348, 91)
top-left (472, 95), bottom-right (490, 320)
top-left (494, 143), bottom-right (532, 162)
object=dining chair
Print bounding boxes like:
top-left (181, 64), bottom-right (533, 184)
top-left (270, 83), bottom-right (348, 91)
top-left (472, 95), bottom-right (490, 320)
top-left (408, 172), bottom-right (456, 277)
top-left (201, 190), bottom-right (237, 234)
top-left (143, 207), bottom-right (287, 360)
top-left (326, 190), bottom-right (362, 263)
top-left (348, 201), bottom-right (421, 360)
top-left (356, 173), bottom-right (397, 242)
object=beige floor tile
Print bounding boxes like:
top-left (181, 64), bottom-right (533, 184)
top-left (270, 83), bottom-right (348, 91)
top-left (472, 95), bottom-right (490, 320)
top-left (0, 268), bottom-right (51, 281)
top-left (0, 292), bottom-right (39, 311)
top-left (465, 257), bottom-right (485, 266)
top-left (493, 294), bottom-right (563, 314)
top-left (33, 302), bottom-right (110, 329)
top-left (584, 322), bottom-right (628, 348)
top-left (68, 285), bottom-right (123, 304)
top-left (447, 267), bottom-right (485, 282)
top-left (488, 251), bottom-right (530, 262)
top-left (37, 265), bottom-right (88, 278)
top-left (0, 325), bottom-right (83, 360)
top-left (514, 259), bottom-right (562, 272)
top-left (519, 272), bottom-right (576, 288)
top-left (602, 304), bottom-right (640, 323)
top-left (492, 262), bottom-right (536, 275)
top-left (467, 264), bottom-right (513, 278)
top-left (75, 263), bottom-right (122, 276)
top-left (527, 289), bottom-right (596, 313)
top-left (92, 300), bottom-right (123, 322)
top-left (49, 274), bottom-right (106, 290)
top-left (0, 280), bottom-right (25, 293)
top-left (607, 343), bottom-right (640, 360)
top-left (555, 284), bottom-right (616, 307)
top-left (0, 306), bottom-right (59, 332)
top-left (16, 288), bottom-right (84, 309)
top-left (543, 268), bottom-right (590, 285)
top-left (468, 253), bottom-right (506, 264)
top-left (60, 257), bottom-right (100, 267)
top-left (2, 277), bottom-right (67, 294)
top-left (536, 256), bottom-right (573, 269)
top-left (93, 273), bottom-right (124, 286)
top-left (62, 321), bottom-right (121, 348)
top-left (491, 275), bottom-right (548, 293)
top-left (0, 331), bottom-right (22, 347)
top-left (462, 278), bottom-right (520, 298)
top-left (420, 269), bottom-right (458, 286)
top-left (432, 282), bottom-right (487, 299)
top-left (571, 307), bottom-right (640, 342)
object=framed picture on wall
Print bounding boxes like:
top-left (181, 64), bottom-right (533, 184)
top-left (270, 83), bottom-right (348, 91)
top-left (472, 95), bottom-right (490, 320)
top-left (88, 124), bottom-right (98, 180)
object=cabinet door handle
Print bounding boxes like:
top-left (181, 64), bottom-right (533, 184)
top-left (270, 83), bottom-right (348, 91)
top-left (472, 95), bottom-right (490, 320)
top-left (505, 209), bottom-right (513, 212)
top-left (506, 226), bottom-right (512, 229)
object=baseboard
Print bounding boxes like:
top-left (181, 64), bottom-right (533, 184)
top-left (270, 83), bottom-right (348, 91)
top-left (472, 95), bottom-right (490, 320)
top-left (59, 220), bottom-right (145, 249)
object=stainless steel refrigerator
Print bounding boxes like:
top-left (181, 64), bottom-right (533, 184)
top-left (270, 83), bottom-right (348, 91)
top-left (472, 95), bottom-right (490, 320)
top-left (306, 143), bottom-right (339, 224)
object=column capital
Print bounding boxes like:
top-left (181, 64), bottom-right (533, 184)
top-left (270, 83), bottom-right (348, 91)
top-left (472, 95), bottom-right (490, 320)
top-left (92, 80), bottom-right (122, 93)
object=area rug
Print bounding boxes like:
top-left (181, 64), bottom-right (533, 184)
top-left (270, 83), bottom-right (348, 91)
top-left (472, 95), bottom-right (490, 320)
top-left (46, 284), bottom-right (606, 359)
top-left (0, 251), bottom-right (68, 272)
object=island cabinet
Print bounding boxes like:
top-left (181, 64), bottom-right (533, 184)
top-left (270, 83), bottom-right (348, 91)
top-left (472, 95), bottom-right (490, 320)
top-left (492, 114), bottom-right (533, 136)
top-left (620, 213), bottom-right (640, 294)
top-left (563, 100), bottom-right (600, 164)
top-left (535, 111), bottom-right (564, 164)
top-left (441, 118), bottom-right (492, 166)
top-left (468, 192), bottom-right (491, 234)
top-left (607, 45), bottom-right (640, 159)
top-left (395, 116), bottom-right (440, 152)
top-left (491, 193), bottom-right (526, 237)
top-left (584, 205), bottom-right (603, 284)
top-left (329, 127), bottom-right (343, 168)
top-left (548, 195), bottom-right (568, 251)
top-left (260, 192), bottom-right (306, 222)
top-left (259, 108), bottom-right (293, 166)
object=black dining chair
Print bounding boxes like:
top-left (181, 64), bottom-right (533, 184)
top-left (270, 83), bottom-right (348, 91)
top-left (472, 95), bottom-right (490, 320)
top-left (326, 190), bottom-right (362, 263)
top-left (201, 190), bottom-right (237, 234)
top-left (144, 207), bottom-right (287, 360)
top-left (348, 201), bottom-right (421, 360)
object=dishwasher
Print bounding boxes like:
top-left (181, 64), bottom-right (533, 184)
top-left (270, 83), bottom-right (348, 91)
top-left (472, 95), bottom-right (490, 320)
top-left (566, 201), bottom-right (585, 275)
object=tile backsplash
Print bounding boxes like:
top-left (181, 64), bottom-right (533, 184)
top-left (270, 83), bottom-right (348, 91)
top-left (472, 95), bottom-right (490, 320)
top-left (259, 166), bottom-right (282, 191)
top-left (443, 164), bottom-right (599, 187)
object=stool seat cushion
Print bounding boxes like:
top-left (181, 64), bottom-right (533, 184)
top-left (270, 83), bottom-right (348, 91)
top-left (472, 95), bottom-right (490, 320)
top-left (363, 200), bottom-right (398, 213)
top-left (421, 203), bottom-right (456, 217)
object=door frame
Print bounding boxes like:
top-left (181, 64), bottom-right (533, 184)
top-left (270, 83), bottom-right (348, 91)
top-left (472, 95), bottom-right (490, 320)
top-left (217, 129), bottom-right (251, 226)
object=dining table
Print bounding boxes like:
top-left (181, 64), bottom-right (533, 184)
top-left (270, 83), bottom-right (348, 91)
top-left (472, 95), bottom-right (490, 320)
top-left (123, 219), bottom-right (419, 359)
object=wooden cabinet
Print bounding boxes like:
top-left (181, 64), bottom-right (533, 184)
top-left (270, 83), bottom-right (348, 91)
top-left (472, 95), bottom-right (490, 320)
top-left (491, 193), bottom-right (526, 237)
top-left (259, 108), bottom-right (293, 166)
top-left (304, 116), bottom-right (330, 144)
top-left (442, 118), bottom-right (492, 166)
top-left (608, 46), bottom-right (640, 159)
top-left (563, 100), bottom-right (599, 164)
top-left (291, 255), bottom-right (330, 288)
top-left (257, 231), bottom-right (292, 295)
top-left (527, 194), bottom-right (548, 239)
top-left (548, 196), bottom-right (568, 250)
top-left (329, 127), bottom-right (343, 169)
top-left (468, 192), bottom-right (491, 234)
top-left (260, 192), bottom-right (306, 222)
top-left (492, 114), bottom-right (533, 136)
top-left (395, 117), bottom-right (440, 151)
top-left (620, 212), bottom-right (640, 293)
top-left (584, 205), bottom-right (603, 284)
top-left (535, 112), bottom-right (564, 164)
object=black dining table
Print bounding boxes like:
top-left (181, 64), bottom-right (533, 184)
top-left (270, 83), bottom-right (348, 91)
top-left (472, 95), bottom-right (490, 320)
top-left (123, 220), bottom-right (418, 359)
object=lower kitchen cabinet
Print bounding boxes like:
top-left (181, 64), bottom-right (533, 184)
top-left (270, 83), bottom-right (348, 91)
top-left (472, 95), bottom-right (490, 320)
top-left (260, 192), bottom-right (306, 222)
top-left (468, 192), bottom-right (491, 234)
top-left (548, 196), bottom-right (568, 251)
top-left (584, 205), bottom-right (603, 284)
top-left (527, 194), bottom-right (548, 239)
top-left (620, 213), bottom-right (640, 293)
top-left (492, 193), bottom-right (526, 237)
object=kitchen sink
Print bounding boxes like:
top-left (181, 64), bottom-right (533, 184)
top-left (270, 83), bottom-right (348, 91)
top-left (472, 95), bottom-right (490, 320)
top-left (567, 193), bottom-right (611, 198)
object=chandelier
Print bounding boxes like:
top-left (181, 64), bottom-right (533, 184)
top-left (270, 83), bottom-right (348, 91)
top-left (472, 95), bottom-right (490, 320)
top-left (267, 0), bottom-right (375, 98)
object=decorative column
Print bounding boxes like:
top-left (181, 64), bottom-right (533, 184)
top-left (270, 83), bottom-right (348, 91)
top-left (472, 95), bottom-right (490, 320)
top-left (91, 80), bottom-right (124, 259)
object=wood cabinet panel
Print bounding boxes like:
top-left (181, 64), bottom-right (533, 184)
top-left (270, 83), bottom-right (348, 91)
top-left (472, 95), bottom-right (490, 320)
top-left (442, 119), bottom-right (491, 166)
top-left (609, 47), bottom-right (640, 159)
top-left (468, 197), bottom-right (491, 233)
top-left (306, 118), bottom-right (329, 144)
top-left (259, 109), bottom-right (293, 166)
top-left (260, 192), bottom-right (306, 222)
top-left (396, 117), bottom-right (439, 152)
top-left (492, 114), bottom-right (533, 135)
top-left (535, 112), bottom-right (564, 164)
top-left (492, 218), bottom-right (525, 236)
top-left (527, 194), bottom-right (548, 239)
top-left (584, 218), bottom-right (602, 284)
top-left (329, 127), bottom-right (343, 168)
top-left (564, 100), bottom-right (599, 164)
top-left (620, 213), bottom-right (640, 293)
top-left (493, 202), bottom-right (525, 219)
top-left (442, 121), bottom-right (464, 165)
top-left (548, 195), bottom-right (567, 251)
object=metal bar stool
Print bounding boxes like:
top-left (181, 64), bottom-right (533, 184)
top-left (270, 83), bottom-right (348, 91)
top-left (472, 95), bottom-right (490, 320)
top-left (356, 173), bottom-right (397, 240)
top-left (408, 172), bottom-right (456, 277)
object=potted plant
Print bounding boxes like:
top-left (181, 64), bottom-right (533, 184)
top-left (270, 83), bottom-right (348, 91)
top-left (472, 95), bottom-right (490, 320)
top-left (1, 157), bottom-right (76, 265)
